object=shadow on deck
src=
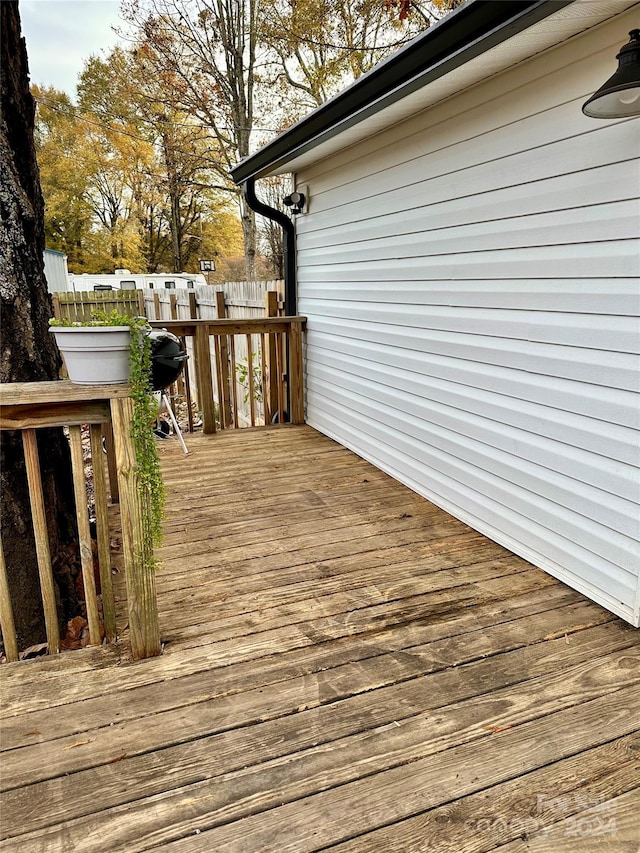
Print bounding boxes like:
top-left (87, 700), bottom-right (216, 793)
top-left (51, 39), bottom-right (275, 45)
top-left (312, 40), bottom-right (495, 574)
top-left (1, 426), bottom-right (639, 851)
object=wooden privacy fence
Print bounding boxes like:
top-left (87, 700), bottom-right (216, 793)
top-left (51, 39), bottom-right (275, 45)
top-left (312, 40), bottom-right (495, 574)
top-left (0, 382), bottom-right (160, 663)
top-left (149, 316), bottom-right (306, 433)
top-left (141, 281), bottom-right (284, 323)
top-left (51, 281), bottom-right (284, 326)
top-left (52, 289), bottom-right (145, 322)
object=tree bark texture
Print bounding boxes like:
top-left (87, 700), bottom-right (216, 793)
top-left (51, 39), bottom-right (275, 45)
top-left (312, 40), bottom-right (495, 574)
top-left (1, 1), bottom-right (79, 649)
top-left (240, 198), bottom-right (257, 280)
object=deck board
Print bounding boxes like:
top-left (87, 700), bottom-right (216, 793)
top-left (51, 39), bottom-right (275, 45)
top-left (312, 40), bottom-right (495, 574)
top-left (1, 426), bottom-right (638, 851)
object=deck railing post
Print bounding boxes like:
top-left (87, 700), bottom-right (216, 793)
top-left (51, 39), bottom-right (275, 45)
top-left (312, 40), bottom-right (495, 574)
top-left (194, 324), bottom-right (217, 434)
top-left (289, 320), bottom-right (305, 424)
top-left (110, 396), bottom-right (161, 660)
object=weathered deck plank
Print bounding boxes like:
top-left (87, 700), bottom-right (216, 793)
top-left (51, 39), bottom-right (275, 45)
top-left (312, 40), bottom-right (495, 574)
top-left (318, 738), bottom-right (640, 852)
top-left (1, 426), bottom-right (638, 852)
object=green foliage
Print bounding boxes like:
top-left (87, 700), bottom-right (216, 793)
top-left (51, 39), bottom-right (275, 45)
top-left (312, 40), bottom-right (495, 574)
top-left (50, 310), bottom-right (166, 562)
top-left (235, 353), bottom-right (263, 405)
top-left (124, 317), bottom-right (166, 555)
top-left (34, 57), bottom-right (243, 276)
top-left (49, 309), bottom-right (135, 328)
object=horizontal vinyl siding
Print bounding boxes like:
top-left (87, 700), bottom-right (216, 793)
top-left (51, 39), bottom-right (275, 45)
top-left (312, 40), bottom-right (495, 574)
top-left (295, 11), bottom-right (640, 624)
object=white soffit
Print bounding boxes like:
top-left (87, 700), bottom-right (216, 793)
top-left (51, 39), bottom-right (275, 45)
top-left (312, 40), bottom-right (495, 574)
top-left (272, 0), bottom-right (639, 176)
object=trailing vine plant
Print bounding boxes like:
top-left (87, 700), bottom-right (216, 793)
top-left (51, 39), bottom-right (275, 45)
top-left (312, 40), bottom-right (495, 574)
top-left (50, 310), bottom-right (166, 562)
top-left (121, 313), bottom-right (166, 559)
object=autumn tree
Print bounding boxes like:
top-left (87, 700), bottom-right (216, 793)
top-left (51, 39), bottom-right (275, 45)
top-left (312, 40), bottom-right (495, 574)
top-left (1, 1), bottom-right (80, 649)
top-left (388, 0), bottom-right (466, 25)
top-left (120, 0), bottom-right (461, 276)
top-left (34, 83), bottom-right (146, 273)
top-left (262, 0), bottom-right (422, 113)
top-left (261, 0), bottom-right (466, 117)
top-left (122, 0), bottom-right (261, 278)
top-left (32, 86), bottom-right (97, 269)
top-left (78, 43), bottom-right (242, 273)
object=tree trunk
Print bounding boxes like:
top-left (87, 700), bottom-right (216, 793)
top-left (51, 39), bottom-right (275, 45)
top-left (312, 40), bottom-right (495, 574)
top-left (240, 197), bottom-right (257, 280)
top-left (0, 0), bottom-right (79, 650)
top-left (170, 190), bottom-right (182, 272)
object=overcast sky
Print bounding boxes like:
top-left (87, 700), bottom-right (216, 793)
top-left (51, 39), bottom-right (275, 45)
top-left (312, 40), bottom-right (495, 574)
top-left (21, 0), bottom-right (124, 97)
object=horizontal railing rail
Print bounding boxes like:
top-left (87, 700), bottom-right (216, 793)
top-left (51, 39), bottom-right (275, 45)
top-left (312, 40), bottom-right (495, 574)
top-left (149, 316), bottom-right (306, 434)
top-left (0, 381), bottom-right (160, 663)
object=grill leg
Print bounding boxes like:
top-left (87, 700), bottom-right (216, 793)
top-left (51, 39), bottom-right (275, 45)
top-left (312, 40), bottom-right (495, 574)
top-left (161, 392), bottom-right (189, 455)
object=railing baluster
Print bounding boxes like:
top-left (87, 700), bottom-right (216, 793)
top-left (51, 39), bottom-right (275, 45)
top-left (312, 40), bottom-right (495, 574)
top-left (103, 421), bottom-right (119, 503)
top-left (260, 333), bottom-right (269, 425)
top-left (0, 533), bottom-right (19, 662)
top-left (219, 333), bottom-right (232, 428)
top-left (264, 293), bottom-right (279, 423)
top-left (215, 291), bottom-right (232, 428)
top-left (180, 336), bottom-right (194, 433)
top-left (275, 332), bottom-right (285, 424)
top-left (90, 424), bottom-right (116, 643)
top-left (247, 334), bottom-right (256, 427)
top-left (69, 426), bottom-right (101, 646)
top-left (229, 334), bottom-right (239, 429)
top-left (213, 333), bottom-right (224, 428)
top-left (21, 429), bottom-right (60, 654)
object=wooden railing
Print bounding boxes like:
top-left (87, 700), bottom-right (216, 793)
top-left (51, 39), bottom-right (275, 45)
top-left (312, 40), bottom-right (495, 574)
top-left (0, 382), bottom-right (160, 663)
top-left (150, 316), bottom-right (306, 434)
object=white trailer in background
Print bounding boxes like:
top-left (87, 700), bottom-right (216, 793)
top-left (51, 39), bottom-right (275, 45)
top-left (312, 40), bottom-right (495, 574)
top-left (67, 269), bottom-right (208, 291)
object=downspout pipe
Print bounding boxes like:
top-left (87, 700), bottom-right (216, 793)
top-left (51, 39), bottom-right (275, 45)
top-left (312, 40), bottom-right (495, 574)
top-left (243, 177), bottom-right (297, 317)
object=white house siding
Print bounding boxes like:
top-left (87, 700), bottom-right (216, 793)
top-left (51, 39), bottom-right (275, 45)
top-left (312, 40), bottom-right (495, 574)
top-left (294, 11), bottom-right (640, 625)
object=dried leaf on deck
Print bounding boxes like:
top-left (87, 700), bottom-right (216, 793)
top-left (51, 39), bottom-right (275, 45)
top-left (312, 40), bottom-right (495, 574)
top-left (19, 643), bottom-right (48, 660)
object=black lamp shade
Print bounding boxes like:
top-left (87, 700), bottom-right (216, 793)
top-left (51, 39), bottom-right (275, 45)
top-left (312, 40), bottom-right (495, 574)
top-left (582, 30), bottom-right (640, 119)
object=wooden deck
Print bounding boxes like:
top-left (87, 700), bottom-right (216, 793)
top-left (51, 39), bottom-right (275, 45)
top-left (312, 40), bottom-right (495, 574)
top-left (1, 425), bottom-right (639, 851)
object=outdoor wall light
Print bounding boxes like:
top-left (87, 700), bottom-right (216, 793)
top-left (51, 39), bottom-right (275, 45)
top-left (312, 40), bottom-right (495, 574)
top-left (582, 29), bottom-right (640, 118)
top-left (283, 191), bottom-right (306, 214)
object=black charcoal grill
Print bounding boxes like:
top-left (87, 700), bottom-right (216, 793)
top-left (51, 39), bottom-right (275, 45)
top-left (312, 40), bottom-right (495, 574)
top-left (149, 329), bottom-right (188, 391)
top-left (148, 329), bottom-right (190, 455)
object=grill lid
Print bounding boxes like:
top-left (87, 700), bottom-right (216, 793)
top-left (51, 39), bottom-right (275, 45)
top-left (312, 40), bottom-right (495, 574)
top-left (149, 329), bottom-right (187, 391)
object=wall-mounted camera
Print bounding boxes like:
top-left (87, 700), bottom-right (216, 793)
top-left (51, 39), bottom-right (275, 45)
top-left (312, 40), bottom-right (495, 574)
top-left (283, 191), bottom-right (306, 215)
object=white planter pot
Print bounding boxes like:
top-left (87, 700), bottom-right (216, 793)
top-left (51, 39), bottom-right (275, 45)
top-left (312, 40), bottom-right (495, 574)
top-left (50, 327), bottom-right (131, 384)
